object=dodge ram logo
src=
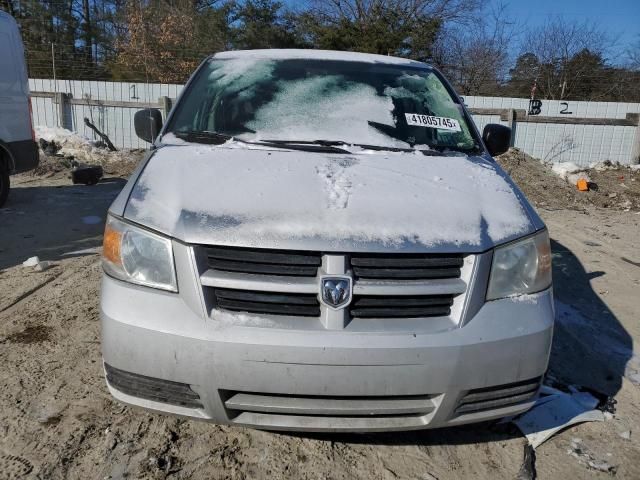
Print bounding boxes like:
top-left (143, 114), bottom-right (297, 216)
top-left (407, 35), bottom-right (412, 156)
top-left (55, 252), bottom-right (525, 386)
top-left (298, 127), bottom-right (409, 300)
top-left (320, 276), bottom-right (352, 309)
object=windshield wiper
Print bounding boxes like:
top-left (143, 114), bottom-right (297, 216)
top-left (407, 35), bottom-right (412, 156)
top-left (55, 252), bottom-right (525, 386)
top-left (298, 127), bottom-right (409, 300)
top-left (171, 130), bottom-right (233, 145)
top-left (169, 132), bottom-right (350, 153)
top-left (252, 139), bottom-right (352, 154)
top-left (260, 139), bottom-right (447, 155)
top-left (261, 139), bottom-right (415, 152)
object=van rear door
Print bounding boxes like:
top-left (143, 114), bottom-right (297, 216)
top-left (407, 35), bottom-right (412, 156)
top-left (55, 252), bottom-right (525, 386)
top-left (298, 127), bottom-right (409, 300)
top-left (0, 12), bottom-right (38, 173)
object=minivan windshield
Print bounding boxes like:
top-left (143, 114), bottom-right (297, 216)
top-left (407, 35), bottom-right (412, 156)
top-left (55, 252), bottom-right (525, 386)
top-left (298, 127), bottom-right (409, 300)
top-left (168, 56), bottom-right (477, 152)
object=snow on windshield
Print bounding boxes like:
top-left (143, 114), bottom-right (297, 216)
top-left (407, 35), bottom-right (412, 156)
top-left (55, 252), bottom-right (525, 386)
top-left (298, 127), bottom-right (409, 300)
top-left (243, 75), bottom-right (407, 147)
top-left (208, 57), bottom-right (276, 99)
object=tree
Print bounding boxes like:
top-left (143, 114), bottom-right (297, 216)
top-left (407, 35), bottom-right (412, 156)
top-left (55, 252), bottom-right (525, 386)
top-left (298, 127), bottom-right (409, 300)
top-left (113, 0), bottom-right (232, 82)
top-left (433, 2), bottom-right (516, 95)
top-left (516, 18), bottom-right (616, 100)
top-left (627, 36), bottom-right (640, 71)
top-left (295, 0), bottom-right (480, 60)
top-left (508, 52), bottom-right (540, 97)
top-left (232, 0), bottom-right (302, 50)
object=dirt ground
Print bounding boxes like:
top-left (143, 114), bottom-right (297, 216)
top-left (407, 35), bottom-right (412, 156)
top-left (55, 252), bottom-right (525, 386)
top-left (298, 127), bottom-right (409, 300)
top-left (1, 149), bottom-right (640, 479)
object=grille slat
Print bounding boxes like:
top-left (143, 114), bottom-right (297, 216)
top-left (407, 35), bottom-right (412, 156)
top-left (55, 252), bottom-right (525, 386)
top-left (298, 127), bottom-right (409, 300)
top-left (353, 296), bottom-right (454, 307)
top-left (455, 377), bottom-right (541, 415)
top-left (213, 288), bottom-right (321, 317)
top-left (351, 256), bottom-right (464, 268)
top-left (205, 246), bottom-right (321, 277)
top-left (350, 295), bottom-right (454, 318)
top-left (207, 246), bottom-right (321, 265)
top-left (353, 267), bottom-right (461, 279)
top-left (350, 253), bottom-right (465, 281)
top-left (351, 306), bottom-right (452, 318)
top-left (215, 288), bottom-right (318, 305)
top-left (209, 259), bottom-right (319, 277)
top-left (225, 391), bottom-right (436, 416)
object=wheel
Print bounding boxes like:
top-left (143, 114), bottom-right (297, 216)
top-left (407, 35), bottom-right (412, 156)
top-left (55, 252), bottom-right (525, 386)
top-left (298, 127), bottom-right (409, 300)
top-left (0, 163), bottom-right (9, 208)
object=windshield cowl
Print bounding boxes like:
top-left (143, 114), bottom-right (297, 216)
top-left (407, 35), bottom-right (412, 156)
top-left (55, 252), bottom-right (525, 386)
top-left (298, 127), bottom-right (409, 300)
top-left (164, 132), bottom-right (479, 156)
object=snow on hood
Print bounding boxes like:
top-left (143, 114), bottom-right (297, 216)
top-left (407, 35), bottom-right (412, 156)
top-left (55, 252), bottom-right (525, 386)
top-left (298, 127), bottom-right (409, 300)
top-left (123, 144), bottom-right (534, 252)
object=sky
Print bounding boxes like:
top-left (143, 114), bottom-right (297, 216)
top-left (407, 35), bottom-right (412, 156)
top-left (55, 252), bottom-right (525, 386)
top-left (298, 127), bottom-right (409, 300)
top-left (495, 0), bottom-right (640, 58)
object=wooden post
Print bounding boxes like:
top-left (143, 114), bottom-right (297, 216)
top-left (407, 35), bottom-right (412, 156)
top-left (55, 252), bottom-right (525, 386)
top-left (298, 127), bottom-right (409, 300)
top-left (507, 109), bottom-right (516, 147)
top-left (54, 92), bottom-right (69, 129)
top-left (160, 96), bottom-right (172, 121)
top-left (630, 114), bottom-right (640, 165)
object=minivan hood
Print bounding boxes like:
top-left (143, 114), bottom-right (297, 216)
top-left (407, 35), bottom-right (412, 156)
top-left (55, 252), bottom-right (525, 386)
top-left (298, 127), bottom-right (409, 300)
top-left (123, 144), bottom-right (536, 252)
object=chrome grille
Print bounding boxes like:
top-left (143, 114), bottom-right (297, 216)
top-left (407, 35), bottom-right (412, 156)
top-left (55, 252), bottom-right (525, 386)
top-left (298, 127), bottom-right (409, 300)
top-left (198, 246), bottom-right (475, 327)
top-left (213, 288), bottom-right (320, 317)
top-left (350, 294), bottom-right (455, 318)
top-left (350, 253), bottom-right (464, 280)
top-left (205, 245), bottom-right (322, 277)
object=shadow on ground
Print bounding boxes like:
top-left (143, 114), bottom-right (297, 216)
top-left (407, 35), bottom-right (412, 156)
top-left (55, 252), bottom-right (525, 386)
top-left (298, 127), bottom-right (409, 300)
top-left (549, 239), bottom-right (633, 397)
top-left (0, 178), bottom-right (126, 270)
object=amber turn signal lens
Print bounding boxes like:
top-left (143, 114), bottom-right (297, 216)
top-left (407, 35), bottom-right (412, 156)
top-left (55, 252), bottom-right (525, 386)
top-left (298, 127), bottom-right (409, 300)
top-left (103, 223), bottom-right (122, 265)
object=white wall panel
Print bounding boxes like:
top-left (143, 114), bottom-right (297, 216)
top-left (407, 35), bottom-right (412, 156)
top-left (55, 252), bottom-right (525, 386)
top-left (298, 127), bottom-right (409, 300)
top-left (27, 79), bottom-right (640, 164)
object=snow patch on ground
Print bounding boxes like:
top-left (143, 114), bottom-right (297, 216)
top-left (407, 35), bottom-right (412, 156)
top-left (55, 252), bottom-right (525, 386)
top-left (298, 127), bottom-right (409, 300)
top-left (35, 126), bottom-right (139, 165)
top-left (36, 126), bottom-right (93, 147)
top-left (552, 162), bottom-right (591, 185)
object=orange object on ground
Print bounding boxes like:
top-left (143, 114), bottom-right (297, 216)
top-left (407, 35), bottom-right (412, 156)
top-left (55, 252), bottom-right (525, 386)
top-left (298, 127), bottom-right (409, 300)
top-left (576, 178), bottom-right (589, 191)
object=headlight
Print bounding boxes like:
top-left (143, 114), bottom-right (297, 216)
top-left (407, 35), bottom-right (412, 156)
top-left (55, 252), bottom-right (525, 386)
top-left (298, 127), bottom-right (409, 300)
top-left (486, 230), bottom-right (552, 300)
top-left (102, 215), bottom-right (177, 292)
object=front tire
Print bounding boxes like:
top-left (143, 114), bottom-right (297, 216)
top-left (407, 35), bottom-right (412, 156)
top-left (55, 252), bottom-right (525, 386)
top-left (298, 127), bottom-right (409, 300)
top-left (0, 164), bottom-right (9, 208)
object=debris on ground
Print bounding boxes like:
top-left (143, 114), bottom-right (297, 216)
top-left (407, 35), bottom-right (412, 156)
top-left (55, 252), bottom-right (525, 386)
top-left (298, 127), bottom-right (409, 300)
top-left (576, 178), bottom-right (589, 191)
top-left (38, 138), bottom-right (62, 156)
top-left (22, 256), bottom-right (53, 272)
top-left (32, 126), bottom-right (144, 178)
top-left (552, 162), bottom-right (591, 186)
top-left (516, 444), bottom-right (537, 480)
top-left (513, 386), bottom-right (604, 448)
top-left (33, 261), bottom-right (52, 272)
top-left (71, 164), bottom-right (104, 185)
top-left (84, 117), bottom-right (117, 152)
top-left (497, 149), bottom-right (640, 211)
top-left (567, 438), bottom-right (618, 475)
top-left (619, 430), bottom-right (631, 440)
top-left (22, 256), bottom-right (40, 268)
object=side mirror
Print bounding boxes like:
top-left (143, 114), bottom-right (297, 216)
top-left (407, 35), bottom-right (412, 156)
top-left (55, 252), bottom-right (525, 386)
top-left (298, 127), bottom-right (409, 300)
top-left (134, 108), bottom-right (163, 143)
top-left (482, 123), bottom-right (511, 157)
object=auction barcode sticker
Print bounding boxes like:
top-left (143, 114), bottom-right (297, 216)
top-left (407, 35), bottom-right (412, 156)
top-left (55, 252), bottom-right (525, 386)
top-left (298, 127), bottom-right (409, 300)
top-left (405, 114), bottom-right (461, 132)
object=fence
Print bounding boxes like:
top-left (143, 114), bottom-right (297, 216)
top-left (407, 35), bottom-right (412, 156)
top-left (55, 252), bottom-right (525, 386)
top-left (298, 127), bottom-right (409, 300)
top-left (28, 78), bottom-right (640, 166)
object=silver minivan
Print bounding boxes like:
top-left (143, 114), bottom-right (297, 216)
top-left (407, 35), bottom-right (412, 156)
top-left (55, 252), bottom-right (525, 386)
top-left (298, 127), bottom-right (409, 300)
top-left (0, 11), bottom-right (38, 207)
top-left (101, 50), bottom-right (553, 432)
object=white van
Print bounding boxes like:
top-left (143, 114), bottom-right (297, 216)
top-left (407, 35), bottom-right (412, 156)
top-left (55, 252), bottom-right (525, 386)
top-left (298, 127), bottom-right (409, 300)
top-left (0, 11), bottom-right (38, 207)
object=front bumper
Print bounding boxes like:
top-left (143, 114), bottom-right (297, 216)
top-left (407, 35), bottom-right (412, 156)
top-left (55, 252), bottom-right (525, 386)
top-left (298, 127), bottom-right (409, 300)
top-left (100, 269), bottom-right (554, 432)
